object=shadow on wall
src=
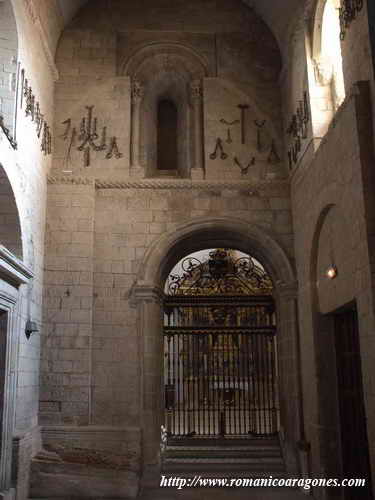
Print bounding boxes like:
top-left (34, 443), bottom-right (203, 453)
top-left (0, 164), bottom-right (23, 260)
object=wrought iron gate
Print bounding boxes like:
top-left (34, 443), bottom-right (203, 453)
top-left (163, 250), bottom-right (279, 438)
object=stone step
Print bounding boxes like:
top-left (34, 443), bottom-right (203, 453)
top-left (166, 444), bottom-right (280, 450)
top-left (142, 436), bottom-right (286, 491)
top-left (167, 437), bottom-right (279, 446)
top-left (164, 458), bottom-right (284, 465)
top-left (164, 448), bottom-right (282, 457)
top-left (164, 438), bottom-right (282, 461)
top-left (161, 464), bottom-right (286, 474)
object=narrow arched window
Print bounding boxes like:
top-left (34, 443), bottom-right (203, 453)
top-left (157, 99), bottom-right (178, 171)
top-left (321, 0), bottom-right (345, 110)
top-left (308, 0), bottom-right (346, 140)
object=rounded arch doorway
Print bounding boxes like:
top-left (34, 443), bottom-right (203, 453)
top-left (132, 217), bottom-right (298, 468)
top-left (163, 248), bottom-right (280, 439)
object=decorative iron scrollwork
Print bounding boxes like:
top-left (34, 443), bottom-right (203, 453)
top-left (339, 0), bottom-right (363, 40)
top-left (167, 249), bottom-right (273, 296)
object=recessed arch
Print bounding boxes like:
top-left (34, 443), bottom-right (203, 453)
top-left (132, 217), bottom-right (299, 466)
top-left (312, 0), bottom-right (341, 61)
top-left (0, 164), bottom-right (23, 261)
top-left (308, 0), bottom-right (345, 138)
top-left (309, 202), bottom-right (373, 489)
top-left (128, 43), bottom-right (206, 178)
top-left (140, 72), bottom-right (191, 178)
top-left (122, 42), bottom-right (211, 80)
top-left (137, 217), bottom-right (295, 290)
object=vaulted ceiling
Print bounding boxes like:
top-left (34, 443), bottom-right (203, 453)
top-left (56, 0), bottom-right (302, 53)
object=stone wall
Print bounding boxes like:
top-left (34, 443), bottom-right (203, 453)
top-left (283, 0), bottom-right (375, 493)
top-left (0, 1), bottom-right (60, 499)
top-left (51, 0), bottom-right (285, 182)
top-left (38, 2), bottom-right (300, 491)
top-left (36, 0), bottom-right (375, 497)
top-left (0, 0), bottom-right (18, 133)
top-left (41, 178), bottom-right (294, 472)
top-left (291, 81), bottom-right (375, 497)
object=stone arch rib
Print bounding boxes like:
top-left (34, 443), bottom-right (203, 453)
top-left (136, 217), bottom-right (295, 290)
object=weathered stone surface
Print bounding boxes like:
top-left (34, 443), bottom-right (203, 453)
top-left (30, 459), bottom-right (139, 498)
top-left (1, 0), bottom-right (375, 499)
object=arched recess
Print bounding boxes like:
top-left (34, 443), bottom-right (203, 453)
top-left (131, 217), bottom-right (300, 471)
top-left (308, 0), bottom-right (345, 138)
top-left (309, 204), bottom-right (373, 496)
top-left (308, 204), bottom-right (343, 485)
top-left (0, 163), bottom-right (23, 260)
top-left (0, 0), bottom-right (19, 140)
top-left (124, 43), bottom-right (209, 179)
top-left (0, 164), bottom-right (30, 499)
top-left (140, 71), bottom-right (190, 178)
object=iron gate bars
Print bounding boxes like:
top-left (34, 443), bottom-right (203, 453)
top-left (164, 296), bottom-right (279, 437)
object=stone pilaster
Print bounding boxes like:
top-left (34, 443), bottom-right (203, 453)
top-left (190, 80), bottom-right (205, 179)
top-left (130, 80), bottom-right (145, 178)
top-left (130, 282), bottom-right (164, 465)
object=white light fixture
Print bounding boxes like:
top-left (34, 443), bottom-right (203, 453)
top-left (326, 265), bottom-right (338, 280)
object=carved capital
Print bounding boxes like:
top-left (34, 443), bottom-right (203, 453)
top-left (129, 281), bottom-right (163, 307)
top-left (190, 80), bottom-right (203, 101)
top-left (131, 80), bottom-right (144, 103)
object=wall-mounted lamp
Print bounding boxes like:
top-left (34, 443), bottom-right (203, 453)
top-left (25, 320), bottom-right (39, 340)
top-left (326, 265), bottom-right (338, 280)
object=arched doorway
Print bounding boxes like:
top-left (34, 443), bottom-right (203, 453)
top-left (132, 217), bottom-right (299, 469)
top-left (0, 164), bottom-right (31, 499)
top-left (163, 248), bottom-right (279, 438)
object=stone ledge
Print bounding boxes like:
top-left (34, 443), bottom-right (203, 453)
top-left (0, 245), bottom-right (34, 287)
top-left (47, 176), bottom-right (290, 196)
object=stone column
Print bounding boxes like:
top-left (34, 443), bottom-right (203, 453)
top-left (131, 282), bottom-right (164, 466)
top-left (274, 281), bottom-right (302, 475)
top-left (130, 79), bottom-right (144, 177)
top-left (190, 80), bottom-right (205, 180)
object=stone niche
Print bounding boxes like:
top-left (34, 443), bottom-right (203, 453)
top-left (121, 36), bottom-right (212, 179)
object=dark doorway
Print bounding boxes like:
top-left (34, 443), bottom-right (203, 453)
top-left (157, 99), bottom-right (178, 171)
top-left (334, 305), bottom-right (373, 498)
